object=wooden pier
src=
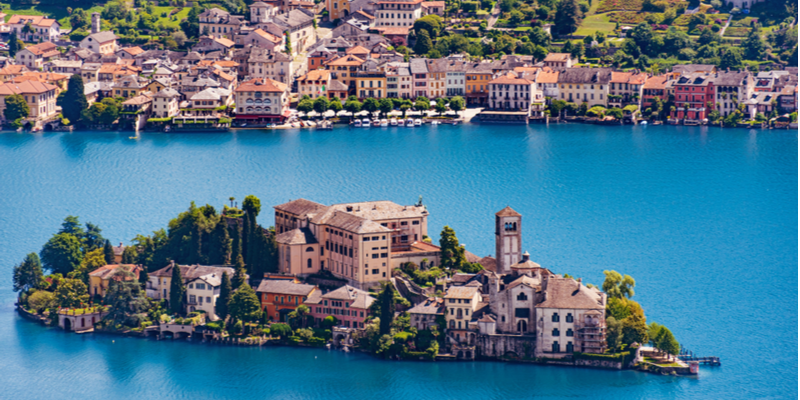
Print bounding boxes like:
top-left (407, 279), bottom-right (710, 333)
top-left (678, 347), bottom-right (721, 366)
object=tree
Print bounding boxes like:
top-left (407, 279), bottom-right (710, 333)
top-left (4, 94), bottom-right (29, 123)
top-left (8, 31), bottom-right (20, 57)
top-left (41, 233), bottom-right (84, 275)
top-left (647, 322), bottom-right (664, 345)
top-left (449, 96), bottom-right (465, 117)
top-left (554, 0), bottom-right (582, 36)
top-left (103, 240), bottom-right (116, 265)
top-left (742, 26), bottom-right (767, 60)
top-left (121, 246), bottom-right (138, 264)
top-left (63, 75), bottom-right (88, 125)
top-left (104, 269), bottom-right (148, 328)
top-left (285, 31), bottom-right (292, 54)
top-left (270, 322), bottom-right (292, 338)
top-left (570, 42), bottom-right (584, 60)
top-left (606, 316), bottom-right (623, 351)
top-left (215, 272), bottom-right (232, 320)
top-left (232, 255), bottom-right (247, 289)
top-left (414, 29), bottom-right (433, 55)
top-left (228, 283), bottom-right (262, 323)
top-left (71, 248), bottom-right (107, 284)
top-left (606, 107), bottom-right (623, 119)
top-left (297, 99), bottom-right (314, 113)
top-left (631, 22), bottom-right (653, 54)
top-left (414, 96), bottom-right (430, 113)
top-left (720, 47), bottom-right (743, 70)
top-left (376, 282), bottom-right (397, 335)
top-left (27, 290), bottom-right (56, 314)
top-left (83, 222), bottom-right (105, 251)
top-left (656, 327), bottom-right (680, 356)
top-left (172, 31), bottom-right (188, 47)
top-left (363, 97), bottom-right (380, 114)
top-left (345, 99), bottom-right (362, 114)
top-left (413, 15), bottom-right (443, 38)
top-left (602, 270), bottom-right (635, 299)
top-left (55, 278), bottom-right (89, 309)
top-left (313, 96), bottom-right (330, 114)
top-left (169, 263), bottom-right (185, 314)
top-left (209, 218), bottom-right (232, 265)
top-left (621, 311), bottom-right (648, 346)
top-left (287, 304), bottom-right (310, 328)
top-left (13, 253), bottom-right (43, 293)
top-left (435, 98), bottom-right (447, 115)
top-left (328, 100), bottom-right (343, 113)
top-left (379, 98), bottom-right (394, 117)
top-left (499, 0), bottom-right (515, 12)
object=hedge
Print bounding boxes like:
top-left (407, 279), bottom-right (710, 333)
top-left (307, 337), bottom-right (327, 346)
top-left (573, 351), bottom-right (635, 365)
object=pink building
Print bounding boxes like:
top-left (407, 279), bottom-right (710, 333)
top-left (304, 285), bottom-right (375, 329)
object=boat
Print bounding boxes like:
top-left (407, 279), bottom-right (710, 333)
top-left (361, 118), bottom-right (371, 127)
top-left (640, 120), bottom-right (648, 125)
top-left (406, 118), bottom-right (415, 127)
top-left (414, 119), bottom-right (422, 126)
top-left (390, 118), bottom-right (398, 126)
top-left (431, 120), bottom-right (439, 126)
top-left (397, 119), bottom-right (405, 127)
top-left (240, 123), bottom-right (247, 128)
top-left (354, 119), bottom-right (362, 127)
top-left (372, 119), bottom-right (381, 127)
top-left (164, 125), bottom-right (171, 132)
top-left (380, 119), bottom-right (388, 127)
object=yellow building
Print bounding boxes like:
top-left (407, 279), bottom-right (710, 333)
top-left (297, 69), bottom-right (331, 99)
top-left (445, 285), bottom-right (482, 344)
top-left (0, 79), bottom-right (58, 123)
top-left (326, 55), bottom-right (364, 92)
top-left (88, 264), bottom-right (142, 298)
top-left (354, 72), bottom-right (387, 99)
top-left (327, 0), bottom-right (350, 22)
top-left (426, 59), bottom-right (447, 99)
top-left (466, 65), bottom-right (493, 106)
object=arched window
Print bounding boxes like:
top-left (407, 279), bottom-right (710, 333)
top-left (306, 246), bottom-right (314, 252)
top-left (264, 98), bottom-right (272, 104)
top-left (255, 99), bottom-right (263, 104)
top-left (566, 313), bottom-right (573, 323)
top-left (265, 107), bottom-right (271, 113)
top-left (551, 313), bottom-right (559, 322)
top-left (246, 98), bottom-right (254, 104)
top-left (552, 341), bottom-right (560, 353)
top-left (516, 292), bottom-right (527, 301)
top-left (566, 328), bottom-right (573, 337)
top-left (307, 259), bottom-right (313, 269)
top-left (255, 106), bottom-right (262, 112)
top-left (246, 106), bottom-right (253, 112)
top-left (449, 320), bottom-right (455, 328)
top-left (552, 328), bottom-right (560, 336)
top-left (517, 320), bottom-right (527, 332)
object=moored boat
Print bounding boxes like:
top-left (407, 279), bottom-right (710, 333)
top-left (380, 119), bottom-right (388, 127)
top-left (414, 119), bottom-right (422, 126)
top-left (390, 118), bottom-right (398, 126)
top-left (406, 118), bottom-right (415, 127)
top-left (362, 118), bottom-right (371, 127)
top-left (354, 119), bottom-right (362, 127)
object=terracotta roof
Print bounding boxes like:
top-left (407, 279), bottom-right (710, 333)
top-left (21, 42), bottom-right (57, 56)
top-left (445, 285), bottom-right (480, 299)
top-left (120, 46), bottom-right (145, 56)
top-left (489, 72), bottom-right (532, 85)
top-left (327, 55), bottom-right (365, 67)
top-left (274, 198), bottom-right (327, 216)
top-left (643, 75), bottom-right (667, 90)
top-left (310, 208), bottom-right (392, 234)
top-left (536, 70), bottom-right (559, 84)
top-left (353, 10), bottom-right (375, 19)
top-left (321, 285), bottom-right (374, 309)
top-left (407, 297), bottom-right (444, 315)
top-left (234, 78), bottom-right (288, 93)
top-left (275, 227), bottom-right (318, 245)
top-left (0, 79), bottom-right (57, 95)
top-left (346, 45), bottom-right (370, 55)
top-left (252, 29), bottom-right (282, 44)
top-left (543, 53), bottom-right (571, 62)
top-left (256, 279), bottom-right (316, 296)
top-left (495, 206), bottom-right (521, 217)
top-left (421, 1), bottom-right (445, 7)
top-left (8, 15), bottom-right (58, 27)
top-left (298, 69), bottom-right (331, 82)
top-left (0, 65), bottom-right (29, 76)
top-left (478, 256), bottom-right (497, 272)
top-left (537, 277), bottom-right (604, 310)
top-left (86, 31), bottom-right (119, 44)
top-left (330, 200), bottom-right (427, 221)
top-left (88, 264), bottom-right (141, 280)
top-left (375, 27), bottom-right (411, 35)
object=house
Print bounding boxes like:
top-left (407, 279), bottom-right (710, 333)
top-left (297, 69), bottom-right (331, 99)
top-left (557, 67), bottom-right (612, 106)
top-left (534, 276), bottom-right (606, 357)
top-left (671, 72), bottom-right (715, 121)
top-left (0, 79), bottom-right (58, 123)
top-left (193, 35), bottom-right (236, 55)
top-left (542, 53), bottom-right (575, 69)
top-left (255, 280), bottom-right (318, 322)
top-left (199, 8), bottom-right (247, 40)
top-left (487, 72), bottom-right (535, 111)
top-left (408, 297), bottom-right (445, 330)
top-left (47, 60), bottom-right (82, 75)
top-left (234, 77), bottom-right (290, 124)
top-left (112, 242), bottom-right (126, 263)
top-left (273, 9), bottom-right (316, 55)
top-left (241, 29), bottom-right (283, 51)
top-left (426, 59), bottom-right (447, 98)
top-left (247, 47), bottom-right (294, 86)
top-left (672, 64), bottom-right (716, 75)
top-left (80, 31), bottom-right (120, 55)
top-left (421, 1), bottom-right (445, 16)
top-left (444, 285), bottom-right (482, 344)
top-left (273, 199), bottom-right (429, 289)
top-left (184, 272), bottom-right (229, 320)
top-left (97, 64), bottom-right (140, 83)
top-left (304, 285), bottom-right (375, 329)
top-left (116, 47), bottom-right (145, 60)
top-left (83, 81), bottom-right (113, 105)
top-left (146, 262), bottom-right (236, 304)
top-left (187, 87), bottom-right (233, 115)
top-left (534, 68), bottom-right (559, 99)
top-left (384, 62), bottom-right (412, 99)
top-left (18, 72), bottom-right (69, 93)
top-left (250, 1), bottom-right (278, 24)
top-left (0, 65), bottom-right (29, 82)
top-left (110, 75), bottom-right (148, 98)
top-left (641, 75), bottom-right (668, 113)
top-left (354, 70), bottom-right (386, 99)
top-left (608, 71), bottom-right (647, 108)
top-left (326, 55), bottom-right (365, 91)
top-left (151, 88), bottom-right (182, 118)
top-left (374, 0), bottom-right (424, 29)
top-left (88, 264), bottom-right (142, 298)
top-left (445, 60), bottom-right (467, 97)
top-left (465, 63), bottom-right (493, 106)
top-left (16, 42), bottom-right (60, 69)
top-left (713, 70), bottom-right (753, 117)
top-left (7, 15), bottom-right (60, 42)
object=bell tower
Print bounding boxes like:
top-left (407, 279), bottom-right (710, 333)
top-left (495, 206), bottom-right (522, 275)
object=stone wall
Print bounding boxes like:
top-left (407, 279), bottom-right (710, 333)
top-left (575, 359), bottom-right (624, 370)
top-left (476, 333), bottom-right (538, 359)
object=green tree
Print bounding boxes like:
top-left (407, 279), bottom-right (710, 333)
top-left (435, 98), bottom-right (447, 115)
top-left (413, 15), bottom-right (443, 38)
top-left (414, 29), bottom-right (433, 55)
top-left (554, 0), bottom-right (582, 35)
top-left (719, 47), bottom-right (743, 70)
top-left (270, 322), bottom-right (292, 338)
top-left (499, 0), bottom-right (515, 12)
top-left (656, 327), bottom-right (680, 356)
top-left (228, 283), bottom-right (261, 323)
top-left (379, 98), bottom-right (394, 117)
top-left (215, 271), bottom-right (232, 320)
top-left (103, 239), bottom-right (116, 265)
top-left (13, 253), bottom-right (44, 293)
top-left (742, 26), bottom-right (767, 60)
top-left (27, 290), bottom-right (56, 314)
top-left (8, 31), bottom-right (20, 57)
top-left (647, 321), bottom-right (664, 345)
top-left (439, 226), bottom-right (468, 270)
top-left (328, 100), bottom-right (343, 113)
top-left (602, 270), bottom-right (635, 299)
top-left (570, 41), bottom-right (584, 60)
top-left (297, 99), bottom-right (314, 113)
top-left (41, 233), bottom-right (84, 275)
top-left (121, 246), bottom-right (138, 264)
top-left (376, 282), bottom-right (397, 335)
top-left (345, 99), bottom-right (362, 114)
top-left (209, 218), bottom-right (232, 265)
top-left (3, 94), bottom-right (29, 123)
top-left (287, 304), bottom-right (311, 328)
top-left (414, 96), bottom-right (430, 113)
top-left (104, 269), bottom-right (148, 328)
top-left (363, 97), bottom-right (380, 114)
top-left (449, 96), bottom-right (465, 117)
top-left (605, 316), bottom-right (623, 351)
top-left (313, 96), bottom-right (330, 114)
top-left (232, 255), bottom-right (247, 289)
top-left (71, 248), bottom-right (107, 284)
top-left (169, 263), bottom-right (185, 314)
top-left (63, 75), bottom-right (88, 126)
top-left (55, 278), bottom-right (89, 308)
top-left (621, 311), bottom-right (648, 346)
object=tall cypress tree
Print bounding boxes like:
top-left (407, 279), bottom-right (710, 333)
top-left (169, 263), bottom-right (185, 315)
top-left (232, 255), bottom-right (247, 289)
top-left (103, 239), bottom-right (116, 264)
top-left (8, 31), bottom-right (19, 57)
top-left (209, 218), bottom-right (232, 265)
top-left (230, 220), bottom-right (243, 263)
top-left (62, 75), bottom-right (88, 125)
top-left (215, 271), bottom-right (232, 320)
top-left (554, 0), bottom-right (582, 36)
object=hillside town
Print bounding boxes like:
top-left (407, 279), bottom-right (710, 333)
top-left (0, 0), bottom-right (795, 130)
top-left (14, 195), bottom-right (695, 374)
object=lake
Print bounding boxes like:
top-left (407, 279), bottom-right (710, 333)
top-left (0, 124), bottom-right (796, 399)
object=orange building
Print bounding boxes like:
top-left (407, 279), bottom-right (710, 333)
top-left (255, 280), bottom-right (317, 322)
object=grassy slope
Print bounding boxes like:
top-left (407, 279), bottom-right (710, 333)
top-left (1, 3), bottom-right (103, 30)
top-left (151, 6), bottom-right (190, 28)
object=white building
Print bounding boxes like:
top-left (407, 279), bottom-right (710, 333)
top-left (151, 88), bottom-right (182, 119)
top-left (374, 0), bottom-right (423, 28)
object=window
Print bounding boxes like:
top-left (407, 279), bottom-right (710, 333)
top-left (566, 328), bottom-right (574, 337)
top-left (552, 313), bottom-right (559, 322)
top-left (552, 328), bottom-right (560, 336)
top-left (514, 308), bottom-right (530, 318)
top-left (372, 268), bottom-right (379, 274)
top-left (566, 313), bottom-right (573, 323)
top-left (552, 341), bottom-right (560, 353)
top-left (516, 292), bottom-right (527, 301)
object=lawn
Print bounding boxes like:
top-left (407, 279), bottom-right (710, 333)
top-left (1, 3), bottom-right (103, 30)
top-left (575, 13), bottom-right (616, 36)
top-left (152, 6), bottom-right (190, 28)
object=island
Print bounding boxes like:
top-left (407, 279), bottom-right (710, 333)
top-left (13, 195), bottom-right (713, 376)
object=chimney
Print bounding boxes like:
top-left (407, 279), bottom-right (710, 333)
top-left (91, 12), bottom-right (101, 34)
top-left (521, 251), bottom-right (530, 262)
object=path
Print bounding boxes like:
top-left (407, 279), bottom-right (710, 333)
top-left (718, 14), bottom-right (733, 37)
top-left (486, 1), bottom-right (501, 29)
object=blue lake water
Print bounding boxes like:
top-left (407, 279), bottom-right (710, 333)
top-left (0, 124), bottom-right (796, 399)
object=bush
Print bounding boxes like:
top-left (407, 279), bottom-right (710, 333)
top-left (308, 337), bottom-right (327, 346)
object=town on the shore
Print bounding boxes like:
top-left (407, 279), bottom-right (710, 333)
top-left (0, 0), bottom-right (795, 131)
top-left (14, 195), bottom-right (715, 375)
